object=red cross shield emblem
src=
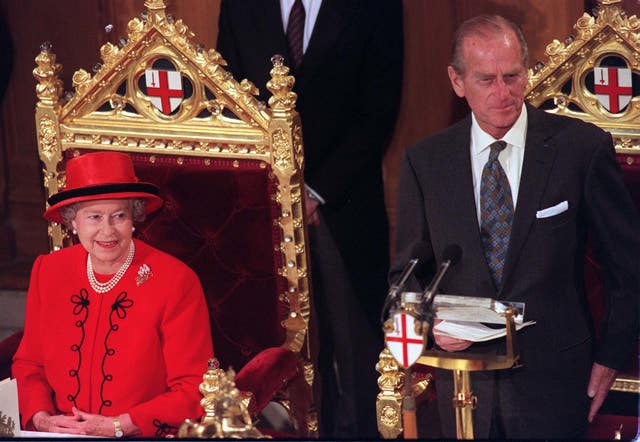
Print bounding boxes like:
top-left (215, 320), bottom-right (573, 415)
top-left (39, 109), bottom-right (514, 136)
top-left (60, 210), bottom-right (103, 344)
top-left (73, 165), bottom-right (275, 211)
top-left (145, 69), bottom-right (183, 115)
top-left (594, 67), bottom-right (632, 113)
top-left (385, 311), bottom-right (426, 369)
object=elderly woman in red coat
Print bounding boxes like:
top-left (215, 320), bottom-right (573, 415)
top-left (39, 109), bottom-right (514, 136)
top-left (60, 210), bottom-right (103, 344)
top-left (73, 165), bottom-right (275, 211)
top-left (12, 151), bottom-right (213, 437)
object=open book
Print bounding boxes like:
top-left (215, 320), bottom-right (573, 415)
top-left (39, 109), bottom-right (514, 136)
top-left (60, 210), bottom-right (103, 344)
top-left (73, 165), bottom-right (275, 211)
top-left (0, 377), bottom-right (20, 437)
top-left (432, 294), bottom-right (536, 342)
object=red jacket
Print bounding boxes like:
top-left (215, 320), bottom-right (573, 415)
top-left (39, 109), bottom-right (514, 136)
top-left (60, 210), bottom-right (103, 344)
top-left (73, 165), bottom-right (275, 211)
top-left (13, 239), bottom-right (213, 437)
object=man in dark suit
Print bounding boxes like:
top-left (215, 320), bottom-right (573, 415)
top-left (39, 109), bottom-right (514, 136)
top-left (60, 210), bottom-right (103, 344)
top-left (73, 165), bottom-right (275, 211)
top-left (217, 0), bottom-right (403, 437)
top-left (392, 14), bottom-right (639, 439)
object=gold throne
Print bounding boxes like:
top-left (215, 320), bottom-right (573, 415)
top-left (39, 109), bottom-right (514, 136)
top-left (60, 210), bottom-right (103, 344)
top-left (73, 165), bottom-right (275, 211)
top-left (33, 0), bottom-right (316, 436)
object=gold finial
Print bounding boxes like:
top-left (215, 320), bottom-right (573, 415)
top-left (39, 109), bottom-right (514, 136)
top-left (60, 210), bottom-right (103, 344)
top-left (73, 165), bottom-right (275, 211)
top-left (144, 0), bottom-right (167, 24)
top-left (199, 358), bottom-right (225, 424)
top-left (179, 360), bottom-right (267, 438)
top-left (33, 42), bottom-right (63, 106)
top-left (267, 54), bottom-right (297, 114)
top-left (144, 0), bottom-right (166, 10)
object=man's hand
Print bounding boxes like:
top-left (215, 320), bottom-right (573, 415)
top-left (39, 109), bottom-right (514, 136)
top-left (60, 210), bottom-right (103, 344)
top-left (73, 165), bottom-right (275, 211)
top-left (305, 192), bottom-right (320, 225)
top-left (587, 362), bottom-right (618, 422)
top-left (433, 319), bottom-right (473, 352)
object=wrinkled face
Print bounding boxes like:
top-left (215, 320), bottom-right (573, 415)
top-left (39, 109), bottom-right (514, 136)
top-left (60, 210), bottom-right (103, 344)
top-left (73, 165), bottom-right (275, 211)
top-left (448, 29), bottom-right (528, 139)
top-left (71, 199), bottom-right (134, 273)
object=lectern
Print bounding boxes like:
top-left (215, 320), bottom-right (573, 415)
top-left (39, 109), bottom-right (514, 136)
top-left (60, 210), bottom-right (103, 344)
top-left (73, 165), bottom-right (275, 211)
top-left (378, 294), bottom-right (521, 439)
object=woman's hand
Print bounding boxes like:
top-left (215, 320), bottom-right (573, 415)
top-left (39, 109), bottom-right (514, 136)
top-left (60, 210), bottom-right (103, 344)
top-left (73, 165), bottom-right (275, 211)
top-left (71, 408), bottom-right (139, 437)
top-left (32, 408), bottom-right (138, 437)
top-left (31, 410), bottom-right (85, 435)
top-left (433, 319), bottom-right (473, 352)
top-left (68, 408), bottom-right (115, 436)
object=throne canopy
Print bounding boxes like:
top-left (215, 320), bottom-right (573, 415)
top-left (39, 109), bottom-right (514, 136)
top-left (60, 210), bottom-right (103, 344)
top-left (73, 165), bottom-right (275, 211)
top-left (526, 0), bottom-right (640, 183)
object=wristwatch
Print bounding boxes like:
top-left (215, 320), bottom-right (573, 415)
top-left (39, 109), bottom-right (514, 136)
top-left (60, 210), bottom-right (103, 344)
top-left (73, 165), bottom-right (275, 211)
top-left (113, 417), bottom-right (124, 438)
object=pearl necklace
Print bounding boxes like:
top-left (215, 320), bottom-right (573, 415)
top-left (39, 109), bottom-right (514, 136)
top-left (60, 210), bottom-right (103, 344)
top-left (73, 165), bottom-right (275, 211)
top-left (86, 241), bottom-right (135, 294)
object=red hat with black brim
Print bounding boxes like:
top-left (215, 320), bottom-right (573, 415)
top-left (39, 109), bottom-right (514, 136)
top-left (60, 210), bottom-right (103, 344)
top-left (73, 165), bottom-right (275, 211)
top-left (44, 151), bottom-right (164, 224)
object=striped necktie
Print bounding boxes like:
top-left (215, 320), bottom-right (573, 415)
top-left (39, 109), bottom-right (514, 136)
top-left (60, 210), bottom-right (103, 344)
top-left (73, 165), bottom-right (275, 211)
top-left (480, 140), bottom-right (513, 287)
top-left (286, 0), bottom-right (305, 69)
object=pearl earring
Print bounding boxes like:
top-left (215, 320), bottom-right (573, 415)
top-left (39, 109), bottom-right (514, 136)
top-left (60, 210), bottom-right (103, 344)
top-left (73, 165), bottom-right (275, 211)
top-left (132, 226), bottom-right (136, 232)
top-left (72, 229), bottom-right (77, 235)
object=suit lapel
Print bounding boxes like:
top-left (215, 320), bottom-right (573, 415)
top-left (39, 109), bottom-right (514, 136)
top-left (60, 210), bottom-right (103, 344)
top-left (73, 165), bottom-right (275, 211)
top-left (297, 0), bottom-right (354, 84)
top-left (445, 119), bottom-right (496, 293)
top-left (250, 1), bottom-right (288, 54)
top-left (500, 105), bottom-right (559, 294)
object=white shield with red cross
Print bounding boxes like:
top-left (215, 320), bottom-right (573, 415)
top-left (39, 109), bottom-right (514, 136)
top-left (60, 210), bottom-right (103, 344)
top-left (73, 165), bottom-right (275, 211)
top-left (385, 311), bottom-right (426, 369)
top-left (594, 67), bottom-right (632, 113)
top-left (145, 69), bottom-right (183, 115)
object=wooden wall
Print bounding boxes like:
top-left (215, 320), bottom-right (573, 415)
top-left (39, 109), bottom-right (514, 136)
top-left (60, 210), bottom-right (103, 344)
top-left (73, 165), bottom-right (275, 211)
top-left (1, 0), bottom-right (638, 288)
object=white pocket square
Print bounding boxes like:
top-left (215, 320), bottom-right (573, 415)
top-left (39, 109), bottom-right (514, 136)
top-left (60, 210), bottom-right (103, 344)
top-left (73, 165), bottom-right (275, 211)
top-left (536, 200), bottom-right (569, 219)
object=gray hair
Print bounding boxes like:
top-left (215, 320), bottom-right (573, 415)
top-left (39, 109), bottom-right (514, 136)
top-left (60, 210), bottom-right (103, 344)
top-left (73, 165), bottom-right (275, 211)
top-left (60, 198), bottom-right (147, 229)
top-left (450, 14), bottom-right (529, 75)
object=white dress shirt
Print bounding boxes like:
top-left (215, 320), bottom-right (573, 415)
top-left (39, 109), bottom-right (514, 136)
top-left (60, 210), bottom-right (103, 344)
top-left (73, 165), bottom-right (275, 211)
top-left (470, 106), bottom-right (528, 225)
top-left (280, 0), bottom-right (323, 54)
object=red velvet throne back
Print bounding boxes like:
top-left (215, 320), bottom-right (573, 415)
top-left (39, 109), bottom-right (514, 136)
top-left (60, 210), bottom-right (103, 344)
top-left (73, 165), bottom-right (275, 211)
top-left (132, 154), bottom-right (286, 371)
top-left (31, 0), bottom-right (316, 436)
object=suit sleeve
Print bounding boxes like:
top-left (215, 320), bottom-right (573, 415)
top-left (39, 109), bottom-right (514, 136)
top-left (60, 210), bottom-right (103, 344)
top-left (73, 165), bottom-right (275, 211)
top-left (584, 131), bottom-right (640, 370)
top-left (12, 255), bottom-right (57, 429)
top-left (390, 150), bottom-right (435, 291)
top-left (306, 1), bottom-right (403, 206)
top-left (127, 268), bottom-right (213, 437)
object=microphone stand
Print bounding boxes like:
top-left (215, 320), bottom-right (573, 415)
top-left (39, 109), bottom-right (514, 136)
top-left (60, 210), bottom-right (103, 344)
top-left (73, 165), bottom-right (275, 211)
top-left (381, 258), bottom-right (419, 324)
top-left (401, 257), bottom-right (452, 440)
top-left (420, 258), bottom-right (453, 324)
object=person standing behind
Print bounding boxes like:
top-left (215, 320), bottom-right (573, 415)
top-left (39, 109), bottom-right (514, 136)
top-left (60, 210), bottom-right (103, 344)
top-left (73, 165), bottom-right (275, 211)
top-left (391, 14), bottom-right (640, 439)
top-left (217, 0), bottom-right (403, 437)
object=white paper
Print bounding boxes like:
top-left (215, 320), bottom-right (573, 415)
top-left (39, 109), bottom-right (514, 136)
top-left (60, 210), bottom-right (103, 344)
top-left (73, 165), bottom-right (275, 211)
top-left (433, 294), bottom-right (525, 324)
top-left (434, 320), bottom-right (536, 342)
top-left (0, 377), bottom-right (20, 437)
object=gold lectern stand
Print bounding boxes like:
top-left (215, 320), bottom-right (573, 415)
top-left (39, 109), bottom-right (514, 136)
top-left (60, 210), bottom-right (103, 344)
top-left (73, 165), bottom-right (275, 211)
top-left (378, 300), bottom-right (521, 440)
top-left (418, 307), bottom-right (520, 439)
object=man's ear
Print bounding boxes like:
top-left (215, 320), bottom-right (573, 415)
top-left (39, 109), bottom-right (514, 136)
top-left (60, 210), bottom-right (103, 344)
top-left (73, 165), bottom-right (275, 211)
top-left (448, 65), bottom-right (465, 98)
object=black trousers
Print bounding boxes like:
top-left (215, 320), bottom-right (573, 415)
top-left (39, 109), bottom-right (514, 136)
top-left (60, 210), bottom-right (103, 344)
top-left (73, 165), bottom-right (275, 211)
top-left (308, 215), bottom-right (382, 438)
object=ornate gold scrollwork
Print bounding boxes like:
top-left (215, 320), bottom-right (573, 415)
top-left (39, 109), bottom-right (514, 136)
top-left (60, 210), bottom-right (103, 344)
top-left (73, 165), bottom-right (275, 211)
top-left (271, 128), bottom-right (292, 169)
top-left (267, 55), bottom-right (297, 114)
top-left (376, 348), bottom-right (404, 439)
top-left (526, 0), bottom-right (640, 154)
top-left (38, 117), bottom-right (59, 161)
top-left (179, 358), bottom-right (266, 439)
top-left (33, 43), bottom-right (63, 105)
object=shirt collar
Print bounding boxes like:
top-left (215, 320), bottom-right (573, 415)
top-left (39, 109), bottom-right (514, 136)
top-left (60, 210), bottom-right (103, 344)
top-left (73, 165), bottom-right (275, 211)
top-left (471, 105), bottom-right (528, 155)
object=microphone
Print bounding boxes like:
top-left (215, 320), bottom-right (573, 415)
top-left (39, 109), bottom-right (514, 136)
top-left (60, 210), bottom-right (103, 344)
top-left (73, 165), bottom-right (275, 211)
top-left (420, 244), bottom-right (462, 321)
top-left (381, 241), bottom-right (431, 323)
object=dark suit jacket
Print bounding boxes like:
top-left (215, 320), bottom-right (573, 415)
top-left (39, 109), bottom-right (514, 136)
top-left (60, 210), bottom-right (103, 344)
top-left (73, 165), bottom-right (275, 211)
top-left (392, 104), bottom-right (640, 438)
top-left (217, 0), bottom-right (403, 326)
